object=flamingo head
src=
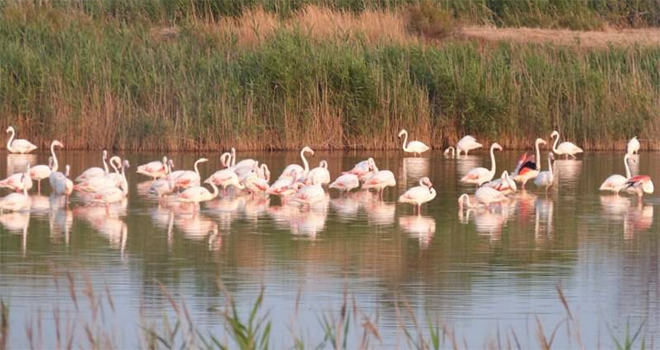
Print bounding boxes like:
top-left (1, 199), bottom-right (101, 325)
top-left (397, 130), bottom-right (406, 138)
top-left (102, 150), bottom-right (108, 159)
top-left (5, 126), bottom-right (15, 134)
top-left (320, 160), bottom-right (328, 168)
top-left (168, 159), bottom-right (175, 169)
top-left (302, 146), bottom-right (315, 156)
top-left (420, 177), bottom-right (432, 187)
top-left (548, 152), bottom-right (555, 161)
top-left (550, 131), bottom-right (559, 139)
top-left (536, 138), bottom-right (547, 146)
top-left (123, 160), bottom-right (130, 169)
top-left (161, 156), bottom-right (168, 164)
top-left (110, 156), bottom-right (122, 168)
top-left (492, 143), bottom-right (503, 151)
top-left (54, 140), bottom-right (64, 148)
top-left (65, 165), bottom-right (71, 177)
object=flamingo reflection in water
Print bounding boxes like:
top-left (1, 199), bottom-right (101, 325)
top-left (206, 196), bottom-right (245, 230)
top-left (534, 198), bottom-right (554, 244)
top-left (0, 212), bottom-right (30, 256)
top-left (624, 203), bottom-right (654, 240)
top-left (399, 215), bottom-right (435, 249)
top-left (399, 157), bottom-right (429, 184)
top-left (174, 212), bottom-right (221, 251)
top-left (330, 194), bottom-right (360, 221)
top-left (49, 195), bottom-right (73, 245)
top-left (355, 191), bottom-right (395, 226)
top-left (74, 204), bottom-right (128, 259)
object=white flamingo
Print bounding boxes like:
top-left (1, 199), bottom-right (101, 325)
top-left (206, 159), bottom-right (245, 196)
top-left (267, 169), bottom-right (303, 203)
top-left (230, 148), bottom-right (258, 177)
top-left (342, 158), bottom-right (375, 183)
top-left (362, 160), bottom-right (396, 198)
top-left (461, 143), bottom-right (502, 186)
top-left (483, 170), bottom-right (517, 194)
top-left (456, 136), bottom-right (482, 156)
top-left (149, 160), bottom-right (176, 203)
top-left (0, 163), bottom-right (34, 192)
top-left (443, 146), bottom-right (456, 158)
top-left (458, 187), bottom-right (508, 209)
top-left (627, 136), bottom-right (640, 155)
top-left (305, 160), bottom-right (330, 185)
top-left (398, 177), bottom-right (436, 214)
top-left (329, 173), bottom-right (360, 192)
top-left (169, 158), bottom-right (208, 190)
top-left (550, 130), bottom-right (583, 159)
top-left (90, 162), bottom-right (129, 207)
top-left (30, 140), bottom-right (65, 192)
top-left (599, 153), bottom-right (634, 193)
top-left (398, 129), bottom-right (429, 157)
top-left (136, 156), bottom-right (168, 179)
top-left (513, 138), bottom-right (546, 188)
top-left (51, 165), bottom-right (74, 199)
top-left (74, 157), bottom-right (123, 192)
top-left (177, 179), bottom-right (219, 207)
top-left (0, 172), bottom-right (31, 212)
top-left (5, 126), bottom-right (37, 154)
top-left (534, 152), bottom-right (555, 193)
top-left (243, 171), bottom-right (270, 197)
top-left (279, 146), bottom-right (314, 179)
top-left (76, 150), bottom-right (109, 182)
top-left (290, 172), bottom-right (327, 210)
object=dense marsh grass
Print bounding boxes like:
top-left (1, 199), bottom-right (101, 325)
top-left (0, 2), bottom-right (658, 151)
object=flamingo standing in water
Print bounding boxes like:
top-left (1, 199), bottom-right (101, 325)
top-left (76, 150), bottom-right (109, 182)
top-left (458, 187), bottom-right (508, 210)
top-left (461, 143), bottom-right (502, 186)
top-left (279, 146), bottom-right (314, 180)
top-left (329, 173), bottom-right (360, 193)
top-left (513, 138), bottom-right (546, 188)
top-left (455, 136), bottom-right (482, 156)
top-left (0, 163), bottom-right (34, 192)
top-left (398, 129), bottom-right (429, 157)
top-left (534, 152), bottom-right (555, 193)
top-left (29, 140), bottom-right (65, 192)
top-left (5, 126), bottom-right (37, 154)
top-left (305, 160), bottom-right (330, 186)
top-left (627, 136), bottom-right (640, 155)
top-left (90, 162), bottom-right (129, 207)
top-left (362, 159), bottom-right (396, 199)
top-left (0, 172), bottom-right (31, 212)
top-left (169, 158), bottom-right (208, 190)
top-left (342, 158), bottom-right (374, 183)
top-left (443, 146), bottom-right (456, 158)
top-left (229, 148), bottom-right (258, 177)
top-left (599, 153), bottom-right (634, 193)
top-left (206, 157), bottom-right (245, 196)
top-left (550, 130), bottom-right (583, 159)
top-left (136, 156), bottom-right (168, 179)
top-left (268, 169), bottom-right (303, 203)
top-left (51, 165), bottom-right (74, 199)
top-left (74, 157), bottom-right (123, 193)
top-left (290, 172), bottom-right (327, 210)
top-left (177, 179), bottom-right (219, 208)
top-left (623, 175), bottom-right (654, 199)
top-left (483, 171), bottom-right (517, 194)
top-left (398, 177), bottom-right (436, 214)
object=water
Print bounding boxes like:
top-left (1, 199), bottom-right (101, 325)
top-left (0, 150), bottom-right (659, 349)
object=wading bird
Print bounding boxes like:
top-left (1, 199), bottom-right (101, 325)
top-left (455, 136), bottom-right (482, 156)
top-left (513, 138), bottom-right (546, 188)
top-left (398, 129), bottom-right (429, 157)
top-left (461, 143), bottom-right (502, 186)
top-left (550, 130), bottom-right (583, 159)
top-left (398, 177), bottom-right (436, 214)
top-left (76, 150), bottom-right (109, 182)
top-left (599, 153), bottom-right (634, 193)
top-left (137, 156), bottom-right (168, 179)
top-left (5, 126), bottom-right (37, 154)
top-left (534, 152), bottom-right (555, 193)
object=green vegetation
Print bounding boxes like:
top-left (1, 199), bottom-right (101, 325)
top-left (0, 1), bottom-right (658, 151)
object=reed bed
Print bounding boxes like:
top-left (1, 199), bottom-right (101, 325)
top-left (0, 1), bottom-right (658, 151)
top-left (0, 273), bottom-right (649, 350)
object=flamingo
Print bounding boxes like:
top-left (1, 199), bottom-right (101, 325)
top-left (456, 136), bottom-right (482, 156)
top-left (458, 187), bottom-right (508, 209)
top-left (279, 146), bottom-right (314, 179)
top-left (290, 172), bottom-right (327, 210)
top-left (362, 161), bottom-right (396, 199)
top-left (443, 146), bottom-right (456, 158)
top-left (51, 165), bottom-right (74, 199)
top-left (76, 150), bottom-right (109, 182)
top-left (169, 158), bottom-right (208, 190)
top-left (177, 179), bottom-right (219, 207)
top-left (483, 170), bottom-right (517, 194)
top-left (30, 140), bottom-right (65, 192)
top-left (0, 172), bottom-right (31, 212)
top-left (90, 168), bottom-right (129, 208)
top-left (627, 136), bottom-right (640, 155)
top-left (398, 177), bottom-right (436, 214)
top-left (305, 160), bottom-right (330, 185)
top-left (461, 143), bottom-right (502, 186)
top-left (206, 158), bottom-right (245, 196)
top-left (5, 126), bottom-right (37, 154)
top-left (267, 169), bottom-right (304, 203)
top-left (599, 153), bottom-right (634, 193)
top-left (534, 152), bottom-right (555, 193)
top-left (0, 163), bottom-right (34, 192)
top-left (136, 156), bottom-right (168, 179)
top-left (149, 160), bottom-right (176, 203)
top-left (623, 175), bottom-right (654, 199)
top-left (329, 173), bottom-right (360, 192)
top-left (229, 148), bottom-right (258, 177)
top-left (243, 171), bottom-right (270, 197)
top-left (398, 129), bottom-right (429, 157)
top-left (257, 163), bottom-right (270, 181)
top-left (74, 157), bottom-right (123, 193)
top-left (513, 138), bottom-right (547, 188)
top-left (342, 158), bottom-right (374, 183)
top-left (550, 130), bottom-right (583, 159)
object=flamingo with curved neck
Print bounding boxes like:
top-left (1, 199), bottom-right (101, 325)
top-left (443, 146), bottom-right (456, 157)
top-left (550, 130), bottom-right (583, 159)
top-left (278, 146), bottom-right (314, 179)
top-left (460, 143), bottom-right (503, 186)
top-left (534, 153), bottom-right (555, 193)
top-left (398, 129), bottom-right (429, 157)
top-left (599, 153), bottom-right (635, 193)
top-left (5, 126), bottom-right (37, 154)
top-left (513, 138), bottom-right (546, 188)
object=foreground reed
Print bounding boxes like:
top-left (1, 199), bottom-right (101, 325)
top-left (0, 2), bottom-right (658, 151)
top-left (0, 273), bottom-right (649, 350)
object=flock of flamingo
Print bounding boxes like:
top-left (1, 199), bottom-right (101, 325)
top-left (0, 126), bottom-right (654, 219)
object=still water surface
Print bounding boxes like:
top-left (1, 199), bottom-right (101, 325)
top-left (0, 150), bottom-right (659, 348)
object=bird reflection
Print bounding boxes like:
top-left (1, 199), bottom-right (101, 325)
top-left (0, 212), bottom-right (30, 256)
top-left (243, 196), bottom-right (270, 223)
top-left (137, 180), bottom-right (155, 198)
top-left (534, 198), bottom-right (554, 243)
top-left (49, 205), bottom-right (73, 246)
top-left (456, 156), bottom-right (481, 178)
top-left (330, 195), bottom-right (360, 220)
top-left (290, 209), bottom-right (327, 239)
top-left (74, 205), bottom-right (128, 258)
top-left (459, 206), bottom-right (507, 241)
top-left (624, 203), bottom-right (654, 240)
top-left (174, 212), bottom-right (221, 250)
top-left (399, 215), bottom-right (435, 248)
top-left (7, 154), bottom-right (35, 176)
top-left (400, 157), bottom-right (429, 184)
top-left (206, 197), bottom-right (245, 230)
top-left (30, 195), bottom-right (51, 218)
top-left (600, 195), bottom-right (631, 218)
top-left (553, 159), bottom-right (582, 187)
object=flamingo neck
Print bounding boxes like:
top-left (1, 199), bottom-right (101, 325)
top-left (534, 140), bottom-right (542, 171)
top-left (231, 149), bottom-right (236, 167)
top-left (194, 160), bottom-right (202, 175)
top-left (50, 141), bottom-right (59, 172)
top-left (208, 181), bottom-right (219, 199)
top-left (624, 155), bottom-right (631, 179)
top-left (401, 131), bottom-right (409, 152)
top-left (6, 129), bottom-right (15, 152)
top-left (102, 152), bottom-right (109, 174)
top-left (301, 149), bottom-right (309, 173)
top-left (110, 159), bottom-right (119, 174)
top-left (552, 134), bottom-right (560, 153)
top-left (489, 145), bottom-right (497, 178)
top-left (22, 175), bottom-right (28, 196)
top-left (548, 157), bottom-right (553, 176)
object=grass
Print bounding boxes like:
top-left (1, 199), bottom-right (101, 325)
top-left (0, 276), bottom-right (650, 350)
top-left (0, 1), bottom-right (658, 151)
